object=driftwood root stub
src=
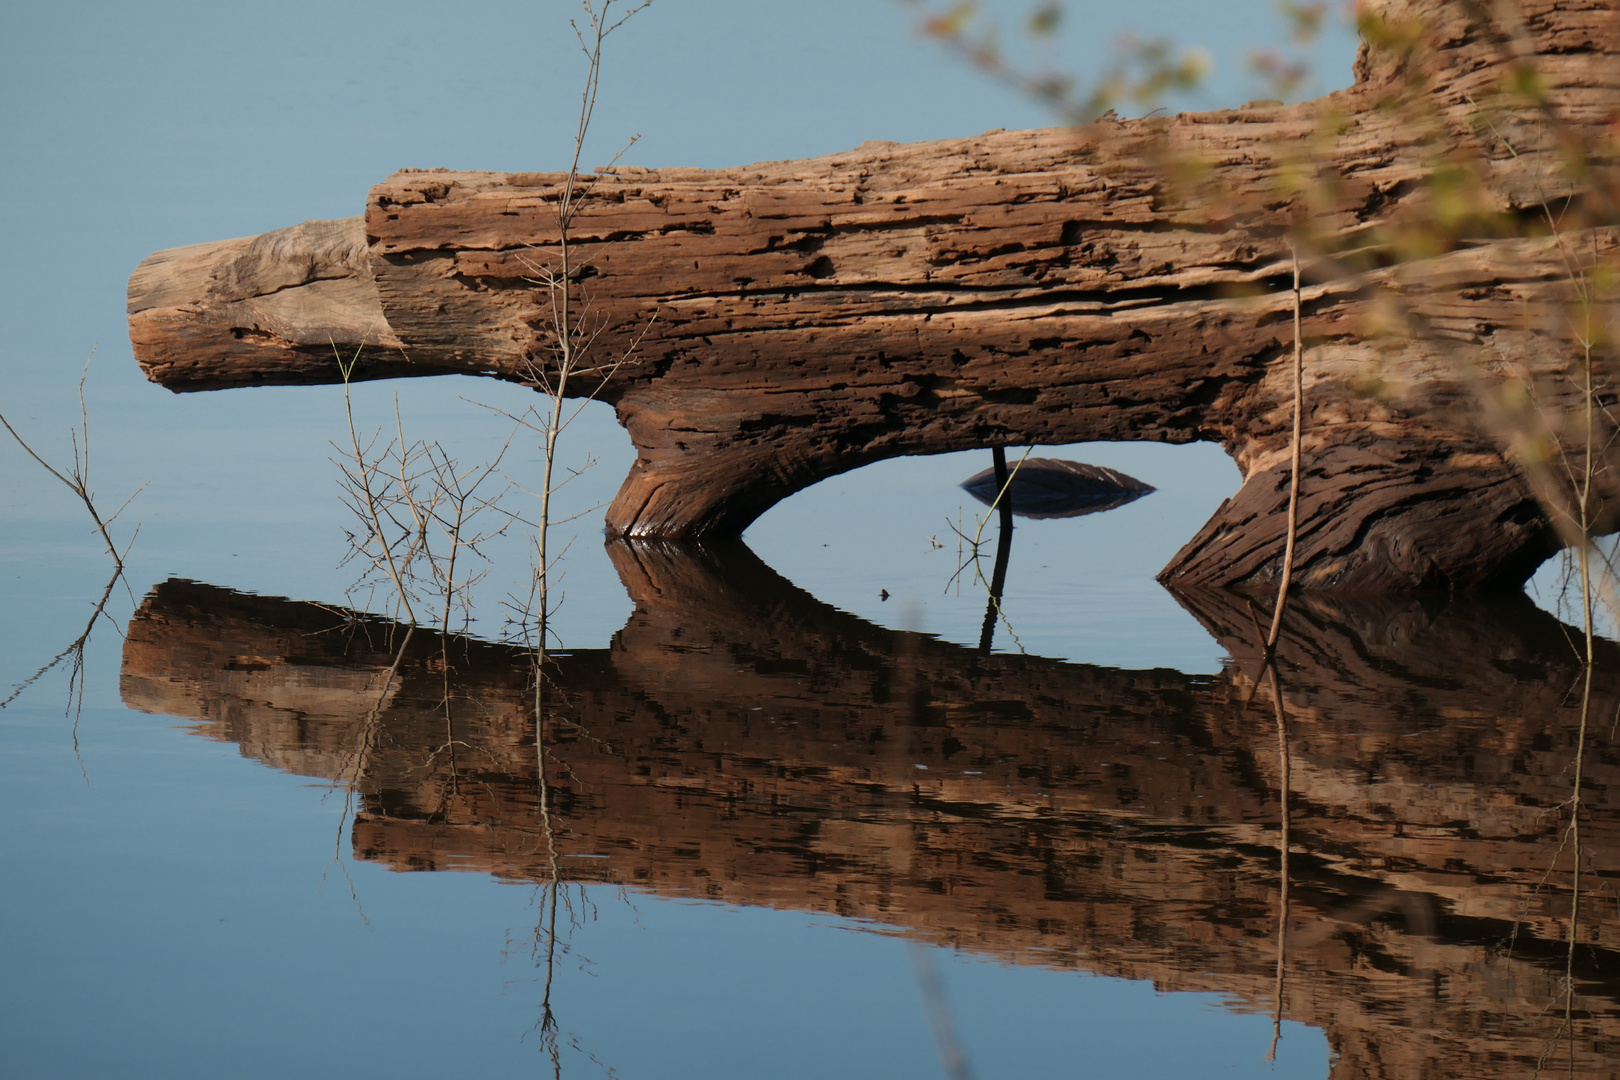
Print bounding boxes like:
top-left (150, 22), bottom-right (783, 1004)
top-left (125, 0), bottom-right (1619, 592)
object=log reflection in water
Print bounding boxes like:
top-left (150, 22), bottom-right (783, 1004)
top-left (121, 543), bottom-right (1620, 1079)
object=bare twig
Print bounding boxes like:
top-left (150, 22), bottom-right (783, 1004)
top-left (1265, 244), bottom-right (1306, 653)
top-left (514, 5), bottom-right (654, 1070)
top-left (0, 351), bottom-right (145, 568)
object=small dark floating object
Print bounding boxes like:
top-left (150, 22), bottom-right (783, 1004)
top-left (960, 457), bottom-right (1155, 519)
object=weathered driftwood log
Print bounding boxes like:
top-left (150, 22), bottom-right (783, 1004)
top-left (121, 545), bottom-right (1620, 1077)
top-left (126, 0), bottom-right (1619, 591)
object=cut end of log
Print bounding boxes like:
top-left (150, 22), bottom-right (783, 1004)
top-left (127, 217), bottom-right (421, 392)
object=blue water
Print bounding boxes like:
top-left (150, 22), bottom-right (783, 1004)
top-left (0, 3), bottom-right (1371, 1076)
top-left (0, 694), bottom-right (1330, 1078)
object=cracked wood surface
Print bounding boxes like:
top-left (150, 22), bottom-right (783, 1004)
top-left (126, 0), bottom-right (1620, 591)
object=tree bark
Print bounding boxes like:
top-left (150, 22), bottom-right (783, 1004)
top-left (126, 0), bottom-right (1619, 591)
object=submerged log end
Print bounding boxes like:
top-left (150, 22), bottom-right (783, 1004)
top-left (605, 457), bottom-right (782, 541)
top-left (127, 218), bottom-right (423, 392)
top-left (1159, 435), bottom-right (1559, 593)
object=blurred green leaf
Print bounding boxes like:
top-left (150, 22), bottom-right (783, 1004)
top-left (924, 0), bottom-right (980, 39)
top-left (1029, 1), bottom-right (1061, 37)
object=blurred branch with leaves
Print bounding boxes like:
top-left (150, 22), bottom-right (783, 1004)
top-left (898, 0), bottom-right (1214, 121)
top-left (901, 0), bottom-right (1619, 1064)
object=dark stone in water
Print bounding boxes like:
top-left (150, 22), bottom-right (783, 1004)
top-left (960, 457), bottom-right (1155, 519)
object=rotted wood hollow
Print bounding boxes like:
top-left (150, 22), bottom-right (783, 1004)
top-left (126, 0), bottom-right (1620, 592)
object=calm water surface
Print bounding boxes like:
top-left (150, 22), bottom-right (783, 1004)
top-left (4, 3), bottom-right (1615, 1078)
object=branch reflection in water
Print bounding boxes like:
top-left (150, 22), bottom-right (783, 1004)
top-left (120, 540), bottom-right (1620, 1077)
top-left (957, 450), bottom-right (1156, 654)
top-left (2, 354), bottom-right (147, 773)
top-left (2, 563), bottom-right (127, 780)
